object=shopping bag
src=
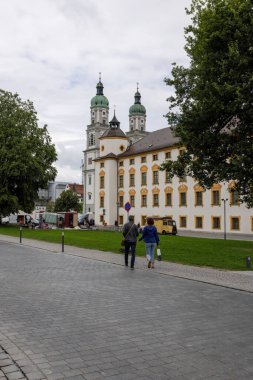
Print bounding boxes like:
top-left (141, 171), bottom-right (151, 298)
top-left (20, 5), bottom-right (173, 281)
top-left (157, 248), bottom-right (162, 261)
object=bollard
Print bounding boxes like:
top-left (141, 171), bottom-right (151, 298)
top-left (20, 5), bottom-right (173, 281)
top-left (246, 256), bottom-right (251, 270)
top-left (62, 231), bottom-right (64, 252)
top-left (20, 226), bottom-right (22, 244)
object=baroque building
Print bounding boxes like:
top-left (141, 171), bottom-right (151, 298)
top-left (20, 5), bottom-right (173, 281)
top-left (83, 79), bottom-right (253, 235)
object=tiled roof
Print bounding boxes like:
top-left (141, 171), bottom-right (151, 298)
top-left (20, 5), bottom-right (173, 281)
top-left (100, 127), bottom-right (127, 139)
top-left (67, 183), bottom-right (83, 195)
top-left (94, 153), bottom-right (118, 161)
top-left (119, 127), bottom-right (180, 157)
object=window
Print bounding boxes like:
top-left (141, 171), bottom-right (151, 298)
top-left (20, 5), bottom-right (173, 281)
top-left (88, 157), bottom-right (92, 165)
top-left (100, 196), bottom-right (104, 208)
top-left (180, 192), bottom-right (187, 206)
top-left (131, 119), bottom-right (134, 124)
top-left (100, 215), bottom-right (104, 222)
top-left (153, 194), bottom-right (159, 207)
top-left (141, 195), bottom-right (147, 207)
top-left (88, 176), bottom-right (91, 185)
top-left (153, 154), bottom-right (158, 161)
top-left (165, 151), bottom-right (171, 159)
top-left (166, 193), bottom-right (172, 207)
top-left (153, 171), bottom-right (159, 185)
top-left (103, 120), bottom-right (106, 124)
top-left (119, 175), bottom-right (124, 188)
top-left (231, 217), bottom-right (240, 230)
top-left (119, 215), bottom-right (123, 225)
top-left (141, 156), bottom-right (146, 163)
top-left (88, 193), bottom-right (92, 200)
top-left (88, 133), bottom-right (95, 146)
top-left (231, 191), bottom-right (240, 206)
top-left (100, 176), bottom-right (104, 189)
top-left (195, 191), bottom-right (203, 206)
top-left (180, 216), bottom-right (187, 228)
top-left (195, 217), bottom-right (203, 229)
top-left (165, 171), bottom-right (172, 184)
top-left (179, 149), bottom-right (185, 156)
top-left (103, 111), bottom-right (105, 116)
top-left (100, 162), bottom-right (104, 168)
top-left (212, 217), bottom-right (221, 229)
top-left (130, 158), bottom-right (135, 165)
top-left (130, 195), bottom-right (135, 207)
top-left (119, 196), bottom-right (124, 208)
top-left (141, 119), bottom-right (144, 124)
top-left (129, 173), bottom-right (135, 187)
top-left (212, 190), bottom-right (220, 206)
top-left (119, 161), bottom-right (124, 167)
top-left (141, 172), bottom-right (147, 186)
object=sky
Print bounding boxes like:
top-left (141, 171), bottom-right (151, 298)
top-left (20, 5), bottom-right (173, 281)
top-left (0, 0), bottom-right (191, 183)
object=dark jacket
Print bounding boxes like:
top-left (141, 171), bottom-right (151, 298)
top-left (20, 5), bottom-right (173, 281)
top-left (139, 225), bottom-right (159, 244)
top-left (123, 222), bottom-right (139, 243)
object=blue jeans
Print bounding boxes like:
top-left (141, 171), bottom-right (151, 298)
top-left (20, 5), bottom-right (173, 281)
top-left (125, 242), bottom-right (136, 268)
top-left (145, 243), bottom-right (156, 263)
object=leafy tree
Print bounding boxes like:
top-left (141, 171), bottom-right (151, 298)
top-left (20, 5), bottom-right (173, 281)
top-left (46, 200), bottom-right (55, 212)
top-left (163, 0), bottom-right (253, 207)
top-left (54, 190), bottom-right (82, 212)
top-left (0, 90), bottom-right (57, 218)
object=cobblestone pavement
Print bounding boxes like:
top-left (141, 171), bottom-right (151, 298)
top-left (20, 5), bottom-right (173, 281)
top-left (0, 237), bottom-right (253, 380)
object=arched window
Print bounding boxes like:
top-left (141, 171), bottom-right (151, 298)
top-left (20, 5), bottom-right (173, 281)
top-left (89, 133), bottom-right (95, 146)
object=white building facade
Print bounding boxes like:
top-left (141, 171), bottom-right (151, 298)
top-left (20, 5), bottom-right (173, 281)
top-left (84, 81), bottom-right (253, 235)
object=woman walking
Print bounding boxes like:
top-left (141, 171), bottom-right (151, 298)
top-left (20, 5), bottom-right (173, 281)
top-left (139, 217), bottom-right (159, 268)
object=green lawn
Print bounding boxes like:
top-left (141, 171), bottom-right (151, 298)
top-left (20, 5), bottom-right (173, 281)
top-left (0, 225), bottom-right (252, 270)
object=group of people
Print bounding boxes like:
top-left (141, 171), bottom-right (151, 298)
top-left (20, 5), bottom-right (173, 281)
top-left (122, 216), bottom-right (159, 270)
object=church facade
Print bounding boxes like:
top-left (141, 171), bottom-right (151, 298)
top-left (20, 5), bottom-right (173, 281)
top-left (83, 78), bottom-right (253, 235)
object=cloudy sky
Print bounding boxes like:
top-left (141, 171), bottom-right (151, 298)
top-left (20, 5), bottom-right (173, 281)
top-left (0, 0), bottom-right (191, 183)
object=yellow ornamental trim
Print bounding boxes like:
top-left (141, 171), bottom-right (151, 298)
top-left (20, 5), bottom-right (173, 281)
top-left (129, 167), bottom-right (136, 174)
top-left (140, 188), bottom-right (148, 194)
top-left (118, 190), bottom-right (125, 196)
top-left (228, 181), bottom-right (236, 189)
top-left (164, 186), bottom-right (173, 193)
top-left (118, 168), bottom-right (125, 175)
top-left (129, 189), bottom-right (136, 195)
top-left (140, 165), bottom-right (148, 172)
top-left (99, 170), bottom-right (105, 176)
top-left (152, 187), bottom-right (160, 194)
top-left (152, 164), bottom-right (160, 171)
top-left (194, 184), bottom-right (204, 191)
top-left (211, 183), bottom-right (222, 190)
top-left (178, 184), bottom-right (188, 192)
top-left (99, 191), bottom-right (105, 196)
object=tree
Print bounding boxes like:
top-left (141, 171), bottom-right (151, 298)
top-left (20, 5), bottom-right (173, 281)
top-left (0, 90), bottom-right (57, 217)
top-left (54, 190), bottom-right (82, 213)
top-left (163, 0), bottom-right (253, 207)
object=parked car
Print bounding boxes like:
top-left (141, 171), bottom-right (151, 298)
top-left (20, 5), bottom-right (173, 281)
top-left (1, 216), bottom-right (10, 224)
top-left (30, 218), bottom-right (39, 228)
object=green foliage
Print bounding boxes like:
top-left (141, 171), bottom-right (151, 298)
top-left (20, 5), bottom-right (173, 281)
top-left (163, 0), bottom-right (253, 207)
top-left (0, 90), bottom-right (57, 215)
top-left (46, 200), bottom-right (55, 212)
top-left (54, 190), bottom-right (82, 212)
top-left (0, 226), bottom-right (252, 270)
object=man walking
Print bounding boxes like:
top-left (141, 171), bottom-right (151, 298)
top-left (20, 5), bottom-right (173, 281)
top-left (122, 215), bottom-right (139, 270)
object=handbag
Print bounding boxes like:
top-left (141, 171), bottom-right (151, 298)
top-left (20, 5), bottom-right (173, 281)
top-left (121, 239), bottom-right (126, 246)
top-left (157, 248), bottom-right (162, 261)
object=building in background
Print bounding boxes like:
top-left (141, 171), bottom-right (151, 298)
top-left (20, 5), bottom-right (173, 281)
top-left (83, 79), bottom-right (253, 235)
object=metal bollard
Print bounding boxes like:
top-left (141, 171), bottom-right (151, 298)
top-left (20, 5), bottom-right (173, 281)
top-left (20, 226), bottom-right (22, 244)
top-left (62, 231), bottom-right (64, 252)
top-left (246, 256), bottom-right (251, 270)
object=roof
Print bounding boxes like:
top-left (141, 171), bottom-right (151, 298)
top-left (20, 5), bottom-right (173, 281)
top-left (100, 127), bottom-right (127, 139)
top-left (67, 183), bottom-right (83, 196)
top-left (94, 152), bottom-right (118, 161)
top-left (119, 127), bottom-right (180, 157)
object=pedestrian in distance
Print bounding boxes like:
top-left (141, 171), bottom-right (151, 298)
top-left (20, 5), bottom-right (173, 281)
top-left (122, 215), bottom-right (139, 270)
top-left (139, 217), bottom-right (159, 269)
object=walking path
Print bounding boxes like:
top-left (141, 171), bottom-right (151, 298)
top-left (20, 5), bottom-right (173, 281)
top-left (0, 234), bottom-right (252, 293)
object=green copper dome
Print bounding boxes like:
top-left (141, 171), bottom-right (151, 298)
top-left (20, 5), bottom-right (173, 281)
top-left (129, 103), bottom-right (146, 115)
top-left (90, 75), bottom-right (109, 108)
top-left (129, 87), bottom-right (146, 115)
top-left (91, 94), bottom-right (109, 108)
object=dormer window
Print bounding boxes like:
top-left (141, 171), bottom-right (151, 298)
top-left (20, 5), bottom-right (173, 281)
top-left (131, 119), bottom-right (134, 124)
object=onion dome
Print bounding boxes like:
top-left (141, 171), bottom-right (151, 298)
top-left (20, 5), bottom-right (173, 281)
top-left (90, 74), bottom-right (109, 108)
top-left (129, 85), bottom-right (146, 115)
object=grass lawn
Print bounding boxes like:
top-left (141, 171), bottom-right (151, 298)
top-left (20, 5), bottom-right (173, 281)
top-left (0, 225), bottom-right (252, 270)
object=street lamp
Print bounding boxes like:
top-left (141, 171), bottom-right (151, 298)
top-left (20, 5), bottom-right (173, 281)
top-left (221, 198), bottom-right (228, 240)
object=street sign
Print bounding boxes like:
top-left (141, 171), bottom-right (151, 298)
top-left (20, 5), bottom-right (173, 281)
top-left (124, 202), bottom-right (131, 211)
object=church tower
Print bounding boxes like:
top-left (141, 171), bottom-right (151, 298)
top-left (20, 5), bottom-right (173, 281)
top-left (126, 84), bottom-right (149, 143)
top-left (83, 74), bottom-right (109, 215)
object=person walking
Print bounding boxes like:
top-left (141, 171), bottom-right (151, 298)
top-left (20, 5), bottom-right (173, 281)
top-left (139, 217), bottom-right (159, 268)
top-left (122, 215), bottom-right (139, 270)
